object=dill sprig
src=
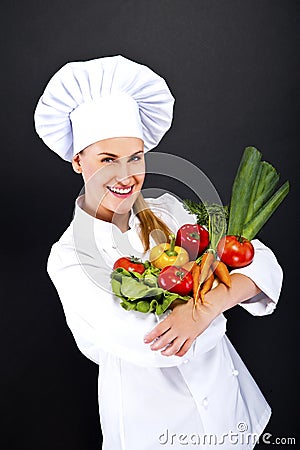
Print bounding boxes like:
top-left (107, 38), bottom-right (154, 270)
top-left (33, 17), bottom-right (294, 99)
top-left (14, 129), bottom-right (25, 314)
top-left (182, 199), bottom-right (229, 229)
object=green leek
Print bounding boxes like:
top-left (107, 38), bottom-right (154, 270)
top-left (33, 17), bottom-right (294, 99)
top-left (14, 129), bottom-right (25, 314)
top-left (227, 146), bottom-right (262, 236)
top-left (227, 146), bottom-right (289, 240)
top-left (242, 181), bottom-right (290, 240)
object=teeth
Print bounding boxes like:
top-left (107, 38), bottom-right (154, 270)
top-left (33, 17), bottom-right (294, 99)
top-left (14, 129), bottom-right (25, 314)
top-left (109, 186), bottom-right (132, 194)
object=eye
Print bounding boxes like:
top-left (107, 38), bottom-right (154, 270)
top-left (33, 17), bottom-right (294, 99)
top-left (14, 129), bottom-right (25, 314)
top-left (129, 155), bottom-right (143, 162)
top-left (101, 157), bottom-right (115, 163)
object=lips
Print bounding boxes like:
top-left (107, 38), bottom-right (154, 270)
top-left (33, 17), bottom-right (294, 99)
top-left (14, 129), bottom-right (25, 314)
top-left (107, 185), bottom-right (134, 198)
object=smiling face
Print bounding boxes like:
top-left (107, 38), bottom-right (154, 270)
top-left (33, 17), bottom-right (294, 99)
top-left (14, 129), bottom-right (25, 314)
top-left (72, 137), bottom-right (145, 223)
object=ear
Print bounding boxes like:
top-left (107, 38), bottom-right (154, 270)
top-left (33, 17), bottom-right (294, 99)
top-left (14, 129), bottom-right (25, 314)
top-left (72, 153), bottom-right (82, 174)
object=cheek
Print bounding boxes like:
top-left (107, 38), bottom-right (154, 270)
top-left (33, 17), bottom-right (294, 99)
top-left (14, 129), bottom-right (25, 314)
top-left (133, 162), bottom-right (145, 186)
top-left (136, 173), bottom-right (145, 186)
top-left (83, 164), bottom-right (115, 186)
top-left (80, 160), bottom-right (98, 182)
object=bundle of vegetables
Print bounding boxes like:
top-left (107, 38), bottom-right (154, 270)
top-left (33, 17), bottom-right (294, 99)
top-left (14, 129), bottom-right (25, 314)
top-left (111, 218), bottom-right (231, 314)
top-left (182, 146), bottom-right (289, 308)
top-left (111, 146), bottom-right (289, 315)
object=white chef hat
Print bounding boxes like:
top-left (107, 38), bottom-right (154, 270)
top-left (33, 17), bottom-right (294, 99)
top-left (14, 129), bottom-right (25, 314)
top-left (34, 55), bottom-right (174, 161)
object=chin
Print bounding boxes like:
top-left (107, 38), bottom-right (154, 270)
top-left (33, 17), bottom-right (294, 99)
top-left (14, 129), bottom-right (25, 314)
top-left (104, 197), bottom-right (134, 215)
top-left (114, 202), bottom-right (135, 215)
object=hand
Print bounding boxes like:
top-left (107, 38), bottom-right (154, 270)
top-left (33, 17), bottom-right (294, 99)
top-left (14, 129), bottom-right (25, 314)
top-left (144, 297), bottom-right (220, 357)
top-left (144, 273), bottom-right (260, 358)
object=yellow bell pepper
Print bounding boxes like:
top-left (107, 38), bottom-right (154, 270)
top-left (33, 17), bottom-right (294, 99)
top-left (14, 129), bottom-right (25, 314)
top-left (149, 234), bottom-right (189, 269)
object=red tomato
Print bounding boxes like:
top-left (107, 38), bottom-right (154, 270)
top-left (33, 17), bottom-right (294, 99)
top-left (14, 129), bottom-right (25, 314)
top-left (113, 256), bottom-right (145, 274)
top-left (175, 224), bottom-right (209, 259)
top-left (217, 235), bottom-right (254, 268)
top-left (158, 265), bottom-right (193, 296)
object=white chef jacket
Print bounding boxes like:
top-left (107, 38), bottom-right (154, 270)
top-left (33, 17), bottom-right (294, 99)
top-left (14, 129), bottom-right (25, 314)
top-left (47, 193), bottom-right (283, 450)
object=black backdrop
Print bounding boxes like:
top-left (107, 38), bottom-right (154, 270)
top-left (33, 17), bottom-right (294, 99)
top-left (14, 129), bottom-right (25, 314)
top-left (1, 1), bottom-right (299, 449)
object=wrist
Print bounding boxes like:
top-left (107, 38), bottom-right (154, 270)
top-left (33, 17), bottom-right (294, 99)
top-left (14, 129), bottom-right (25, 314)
top-left (202, 281), bottom-right (229, 318)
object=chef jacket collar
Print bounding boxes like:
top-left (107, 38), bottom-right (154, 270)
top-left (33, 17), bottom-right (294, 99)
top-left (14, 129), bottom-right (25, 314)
top-left (73, 194), bottom-right (138, 233)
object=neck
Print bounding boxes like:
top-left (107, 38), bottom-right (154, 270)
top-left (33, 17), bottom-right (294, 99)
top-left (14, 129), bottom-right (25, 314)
top-left (82, 195), bottom-right (131, 233)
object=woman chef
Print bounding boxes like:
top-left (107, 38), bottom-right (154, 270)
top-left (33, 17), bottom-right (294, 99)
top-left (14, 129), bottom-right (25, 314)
top-left (34, 55), bottom-right (283, 450)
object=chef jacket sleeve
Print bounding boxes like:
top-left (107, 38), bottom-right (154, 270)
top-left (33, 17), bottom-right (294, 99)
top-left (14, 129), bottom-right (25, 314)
top-left (47, 241), bottom-right (206, 368)
top-left (229, 239), bottom-right (283, 316)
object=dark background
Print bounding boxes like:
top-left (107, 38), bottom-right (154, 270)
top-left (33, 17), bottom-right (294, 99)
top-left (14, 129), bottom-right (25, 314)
top-left (1, 1), bottom-right (299, 448)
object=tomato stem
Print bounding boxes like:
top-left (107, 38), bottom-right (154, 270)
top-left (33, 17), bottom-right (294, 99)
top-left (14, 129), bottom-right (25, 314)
top-left (189, 231), bottom-right (200, 240)
top-left (129, 255), bottom-right (143, 263)
top-left (175, 269), bottom-right (186, 279)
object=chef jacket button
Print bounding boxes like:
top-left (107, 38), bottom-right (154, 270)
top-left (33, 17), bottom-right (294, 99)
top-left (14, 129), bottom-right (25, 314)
top-left (232, 369), bottom-right (239, 376)
top-left (202, 397), bottom-right (209, 408)
top-left (112, 245), bottom-right (117, 249)
top-left (183, 359), bottom-right (189, 364)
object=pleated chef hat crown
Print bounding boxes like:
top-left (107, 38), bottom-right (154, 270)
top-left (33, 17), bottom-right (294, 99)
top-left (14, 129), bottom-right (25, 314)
top-left (34, 55), bottom-right (175, 161)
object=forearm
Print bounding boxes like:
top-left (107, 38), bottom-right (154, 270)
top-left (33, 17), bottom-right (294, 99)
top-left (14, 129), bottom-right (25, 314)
top-left (144, 273), bottom-right (260, 357)
top-left (205, 273), bottom-right (261, 317)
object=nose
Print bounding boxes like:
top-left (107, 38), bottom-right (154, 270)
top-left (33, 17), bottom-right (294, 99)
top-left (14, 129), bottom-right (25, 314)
top-left (115, 162), bottom-right (132, 185)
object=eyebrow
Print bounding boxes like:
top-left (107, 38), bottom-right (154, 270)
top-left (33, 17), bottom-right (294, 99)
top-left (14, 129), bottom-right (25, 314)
top-left (97, 150), bottom-right (144, 157)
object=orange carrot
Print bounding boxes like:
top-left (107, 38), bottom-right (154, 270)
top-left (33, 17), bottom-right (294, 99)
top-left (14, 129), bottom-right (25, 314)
top-left (192, 263), bottom-right (201, 304)
top-left (192, 268), bottom-right (215, 319)
top-left (199, 251), bottom-right (215, 282)
top-left (199, 270), bottom-right (215, 304)
top-left (212, 260), bottom-right (231, 288)
top-left (195, 251), bottom-right (215, 302)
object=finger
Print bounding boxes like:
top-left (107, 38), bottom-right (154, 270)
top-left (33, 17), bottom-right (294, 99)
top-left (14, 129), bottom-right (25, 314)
top-left (144, 317), bottom-right (171, 343)
top-left (161, 337), bottom-right (186, 357)
top-left (150, 330), bottom-right (178, 351)
top-left (175, 339), bottom-right (192, 357)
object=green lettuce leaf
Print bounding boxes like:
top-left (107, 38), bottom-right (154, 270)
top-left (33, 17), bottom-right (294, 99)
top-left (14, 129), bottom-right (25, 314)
top-left (110, 266), bottom-right (191, 315)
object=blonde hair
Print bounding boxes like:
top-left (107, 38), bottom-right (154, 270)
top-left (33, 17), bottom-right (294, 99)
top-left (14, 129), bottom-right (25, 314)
top-left (133, 193), bottom-right (173, 252)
